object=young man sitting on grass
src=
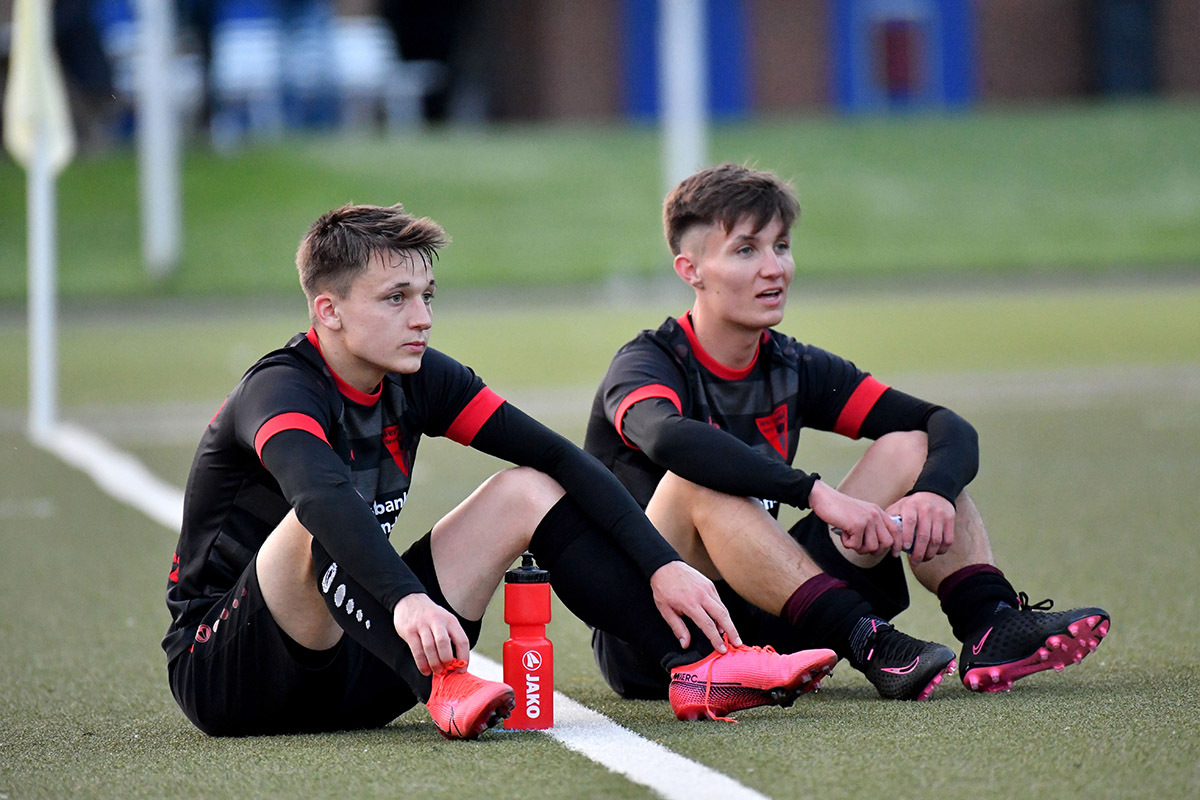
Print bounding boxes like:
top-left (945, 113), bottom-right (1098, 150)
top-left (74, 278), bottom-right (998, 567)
top-left (585, 163), bottom-right (1110, 703)
top-left (162, 202), bottom-right (838, 739)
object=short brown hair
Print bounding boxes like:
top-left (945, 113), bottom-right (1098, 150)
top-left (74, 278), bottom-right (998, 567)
top-left (296, 203), bottom-right (449, 299)
top-left (663, 163), bottom-right (800, 255)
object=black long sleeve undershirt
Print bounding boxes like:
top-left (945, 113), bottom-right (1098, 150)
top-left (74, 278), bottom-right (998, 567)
top-left (621, 397), bottom-right (819, 507)
top-left (261, 429), bottom-right (428, 614)
top-left (621, 386), bottom-right (978, 509)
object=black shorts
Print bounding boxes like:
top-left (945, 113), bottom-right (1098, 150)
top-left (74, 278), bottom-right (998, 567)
top-left (168, 531), bottom-right (481, 736)
top-left (592, 512), bottom-right (910, 700)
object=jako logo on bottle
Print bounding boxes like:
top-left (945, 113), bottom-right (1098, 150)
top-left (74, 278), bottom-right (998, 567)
top-left (523, 650), bottom-right (542, 718)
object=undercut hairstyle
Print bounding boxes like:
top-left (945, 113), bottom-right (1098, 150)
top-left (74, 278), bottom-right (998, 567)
top-left (296, 203), bottom-right (449, 300)
top-left (663, 163), bottom-right (801, 255)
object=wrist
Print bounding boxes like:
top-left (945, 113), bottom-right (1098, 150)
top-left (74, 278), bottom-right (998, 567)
top-left (807, 478), bottom-right (831, 509)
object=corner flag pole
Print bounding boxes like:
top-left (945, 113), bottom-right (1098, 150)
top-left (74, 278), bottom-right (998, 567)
top-left (658, 0), bottom-right (708, 194)
top-left (3, 0), bottom-right (76, 440)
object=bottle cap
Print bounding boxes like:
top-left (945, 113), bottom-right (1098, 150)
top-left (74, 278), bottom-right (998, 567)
top-left (505, 551), bottom-right (549, 583)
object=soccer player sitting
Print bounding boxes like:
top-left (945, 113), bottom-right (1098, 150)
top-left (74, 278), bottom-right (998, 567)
top-left (163, 202), bottom-right (837, 738)
top-left (586, 163), bottom-right (1110, 702)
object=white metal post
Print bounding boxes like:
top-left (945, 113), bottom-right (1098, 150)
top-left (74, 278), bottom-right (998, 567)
top-left (658, 0), bottom-right (708, 194)
top-left (135, 0), bottom-right (182, 276)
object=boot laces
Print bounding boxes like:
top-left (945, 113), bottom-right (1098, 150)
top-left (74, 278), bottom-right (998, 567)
top-left (698, 636), bottom-right (776, 723)
top-left (1017, 592), bottom-right (1054, 612)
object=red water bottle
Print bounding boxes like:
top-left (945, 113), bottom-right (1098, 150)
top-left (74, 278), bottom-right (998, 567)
top-left (502, 552), bottom-right (553, 729)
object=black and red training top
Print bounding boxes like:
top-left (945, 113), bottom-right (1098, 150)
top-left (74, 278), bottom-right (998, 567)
top-left (584, 313), bottom-right (978, 516)
top-left (164, 329), bottom-right (679, 662)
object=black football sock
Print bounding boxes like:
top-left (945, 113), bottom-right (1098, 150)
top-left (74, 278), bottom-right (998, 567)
top-left (784, 574), bottom-right (885, 666)
top-left (937, 564), bottom-right (1020, 641)
top-left (528, 495), bottom-right (708, 671)
top-left (310, 539), bottom-right (436, 701)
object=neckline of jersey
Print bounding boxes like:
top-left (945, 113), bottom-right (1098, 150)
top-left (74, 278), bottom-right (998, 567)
top-left (678, 312), bottom-right (765, 381)
top-left (305, 328), bottom-right (383, 406)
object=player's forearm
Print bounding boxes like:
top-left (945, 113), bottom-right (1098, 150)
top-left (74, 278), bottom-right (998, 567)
top-left (262, 431), bottom-right (427, 610)
top-left (909, 408), bottom-right (978, 503)
top-left (624, 405), bottom-right (818, 508)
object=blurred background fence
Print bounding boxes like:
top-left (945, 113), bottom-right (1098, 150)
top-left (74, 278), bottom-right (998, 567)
top-left (2, 0), bottom-right (1197, 154)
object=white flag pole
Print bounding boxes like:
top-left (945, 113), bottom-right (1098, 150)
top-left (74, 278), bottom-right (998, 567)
top-left (659, 0), bottom-right (708, 195)
top-left (3, 0), bottom-right (75, 441)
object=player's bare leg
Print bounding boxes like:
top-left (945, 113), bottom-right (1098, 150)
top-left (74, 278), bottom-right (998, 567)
top-left (831, 430), bottom-right (996, 580)
top-left (256, 509), bottom-right (343, 650)
top-left (430, 466), bottom-right (565, 620)
top-left (645, 474), bottom-right (823, 614)
top-left (645, 463), bottom-right (956, 700)
top-left (909, 490), bottom-right (996, 590)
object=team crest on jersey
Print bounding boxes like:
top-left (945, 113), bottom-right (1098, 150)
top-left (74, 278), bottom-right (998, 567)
top-left (381, 425), bottom-right (410, 476)
top-left (755, 405), bottom-right (789, 457)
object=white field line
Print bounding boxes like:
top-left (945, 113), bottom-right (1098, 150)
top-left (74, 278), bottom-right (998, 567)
top-left (472, 658), bottom-right (770, 800)
top-left (30, 421), bottom-right (770, 800)
top-left (31, 421), bottom-right (184, 531)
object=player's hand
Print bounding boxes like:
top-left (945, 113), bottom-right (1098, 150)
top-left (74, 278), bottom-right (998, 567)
top-left (649, 561), bottom-right (742, 653)
top-left (887, 491), bottom-right (956, 564)
top-left (809, 480), bottom-right (896, 557)
top-left (392, 592), bottom-right (471, 676)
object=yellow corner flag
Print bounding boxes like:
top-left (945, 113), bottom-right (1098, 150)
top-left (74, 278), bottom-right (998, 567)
top-left (3, 0), bottom-right (75, 173)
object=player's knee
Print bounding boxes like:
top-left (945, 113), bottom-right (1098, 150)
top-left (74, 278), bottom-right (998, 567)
top-left (872, 430), bottom-right (928, 480)
top-left (657, 472), bottom-right (744, 518)
top-left (482, 466), bottom-right (565, 527)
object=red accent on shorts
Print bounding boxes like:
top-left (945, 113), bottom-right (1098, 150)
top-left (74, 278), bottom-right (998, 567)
top-left (833, 376), bottom-right (889, 439)
top-left (615, 384), bottom-right (683, 449)
top-left (678, 312), bottom-right (768, 381)
top-left (305, 327), bottom-right (382, 406)
top-left (755, 404), bottom-right (789, 457)
top-left (445, 387), bottom-right (506, 445)
top-left (169, 552), bottom-right (180, 583)
top-left (254, 412), bottom-right (330, 460)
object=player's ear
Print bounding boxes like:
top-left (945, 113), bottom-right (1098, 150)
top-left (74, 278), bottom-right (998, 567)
top-left (312, 292), bottom-right (342, 331)
top-left (673, 252), bottom-right (704, 290)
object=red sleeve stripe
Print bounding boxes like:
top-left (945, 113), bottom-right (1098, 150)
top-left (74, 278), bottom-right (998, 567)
top-left (445, 387), bottom-right (506, 445)
top-left (254, 412), bottom-right (330, 459)
top-left (615, 384), bottom-right (682, 449)
top-left (833, 376), bottom-right (889, 439)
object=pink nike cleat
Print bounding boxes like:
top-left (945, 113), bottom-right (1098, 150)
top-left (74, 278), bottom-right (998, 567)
top-left (426, 659), bottom-right (516, 739)
top-left (669, 639), bottom-right (837, 722)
